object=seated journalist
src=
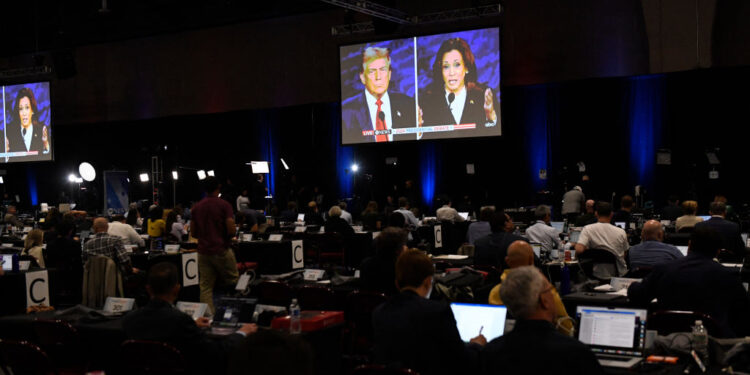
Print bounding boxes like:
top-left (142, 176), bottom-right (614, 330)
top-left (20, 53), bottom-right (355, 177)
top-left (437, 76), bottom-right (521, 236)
top-left (123, 262), bottom-right (257, 374)
top-left (482, 266), bottom-right (604, 375)
top-left (372, 249), bottom-right (485, 375)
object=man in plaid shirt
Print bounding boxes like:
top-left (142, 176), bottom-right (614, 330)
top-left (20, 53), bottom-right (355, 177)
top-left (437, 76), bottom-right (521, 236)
top-left (82, 217), bottom-right (139, 274)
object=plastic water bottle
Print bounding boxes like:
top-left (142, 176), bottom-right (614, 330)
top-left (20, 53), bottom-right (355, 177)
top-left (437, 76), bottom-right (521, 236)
top-left (692, 320), bottom-right (709, 366)
top-left (289, 298), bottom-right (301, 334)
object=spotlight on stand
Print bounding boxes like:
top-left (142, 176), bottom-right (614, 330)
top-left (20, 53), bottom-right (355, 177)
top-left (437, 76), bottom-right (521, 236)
top-left (207, 170), bottom-right (215, 177)
top-left (197, 170), bottom-right (207, 180)
top-left (172, 171), bottom-right (178, 180)
top-left (68, 174), bottom-right (77, 183)
top-left (351, 163), bottom-right (359, 172)
top-left (139, 173), bottom-right (149, 182)
top-left (79, 162), bottom-right (96, 182)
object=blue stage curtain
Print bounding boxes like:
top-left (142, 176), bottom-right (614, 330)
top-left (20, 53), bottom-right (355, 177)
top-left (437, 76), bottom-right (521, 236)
top-left (258, 113), bottom-right (278, 198)
top-left (27, 167), bottom-right (38, 206)
top-left (626, 75), bottom-right (664, 191)
top-left (331, 109), bottom-right (354, 198)
top-left (419, 142), bottom-right (440, 209)
top-left (521, 84), bottom-right (551, 193)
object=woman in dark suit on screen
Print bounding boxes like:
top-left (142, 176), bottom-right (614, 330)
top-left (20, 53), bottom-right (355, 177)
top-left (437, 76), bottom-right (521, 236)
top-left (419, 38), bottom-right (499, 139)
top-left (5, 87), bottom-right (50, 161)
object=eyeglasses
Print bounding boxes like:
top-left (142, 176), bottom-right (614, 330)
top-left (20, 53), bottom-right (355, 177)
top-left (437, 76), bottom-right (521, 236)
top-left (539, 284), bottom-right (555, 296)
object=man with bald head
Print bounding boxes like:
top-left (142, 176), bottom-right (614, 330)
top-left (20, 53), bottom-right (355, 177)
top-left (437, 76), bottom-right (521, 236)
top-left (627, 220), bottom-right (683, 269)
top-left (488, 241), bottom-right (573, 335)
top-left (575, 199), bottom-right (597, 227)
top-left (82, 217), bottom-right (138, 274)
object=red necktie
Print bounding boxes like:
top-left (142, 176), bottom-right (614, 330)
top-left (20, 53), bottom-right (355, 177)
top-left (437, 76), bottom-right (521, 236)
top-left (375, 99), bottom-right (387, 142)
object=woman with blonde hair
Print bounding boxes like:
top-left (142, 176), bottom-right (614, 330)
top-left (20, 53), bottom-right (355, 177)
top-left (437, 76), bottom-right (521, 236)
top-left (23, 228), bottom-right (45, 268)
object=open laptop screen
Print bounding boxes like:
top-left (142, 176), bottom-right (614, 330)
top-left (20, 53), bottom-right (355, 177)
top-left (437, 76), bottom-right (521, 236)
top-left (458, 212), bottom-right (469, 221)
top-left (1, 254), bottom-right (12, 271)
top-left (450, 303), bottom-right (507, 342)
top-left (569, 230), bottom-right (581, 244)
top-left (550, 221), bottom-right (565, 232)
top-left (576, 306), bottom-right (647, 357)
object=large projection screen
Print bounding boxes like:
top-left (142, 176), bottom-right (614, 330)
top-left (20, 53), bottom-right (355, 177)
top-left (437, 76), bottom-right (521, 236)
top-left (1, 81), bottom-right (54, 163)
top-left (340, 27), bottom-right (500, 145)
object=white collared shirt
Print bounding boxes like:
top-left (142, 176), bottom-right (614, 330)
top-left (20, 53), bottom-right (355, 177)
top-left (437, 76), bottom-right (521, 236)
top-left (364, 90), bottom-right (393, 142)
top-left (22, 125), bottom-right (33, 152)
top-left (446, 86), bottom-right (467, 125)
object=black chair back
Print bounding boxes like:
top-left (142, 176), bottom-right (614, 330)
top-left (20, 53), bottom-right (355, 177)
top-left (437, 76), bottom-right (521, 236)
top-left (257, 280), bottom-right (293, 307)
top-left (0, 339), bottom-right (54, 375)
top-left (33, 319), bottom-right (88, 373)
top-left (120, 340), bottom-right (185, 375)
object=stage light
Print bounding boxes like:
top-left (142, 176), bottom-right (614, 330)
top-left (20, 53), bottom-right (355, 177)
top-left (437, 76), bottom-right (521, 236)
top-left (0, 177), bottom-right (4, 184)
top-left (207, 170), bottom-right (215, 177)
top-left (68, 174), bottom-right (77, 182)
top-left (79, 162), bottom-right (96, 182)
top-left (281, 158), bottom-right (290, 170)
top-left (75, 177), bottom-right (83, 183)
top-left (197, 170), bottom-right (207, 180)
top-left (139, 173), bottom-right (149, 182)
top-left (351, 164), bottom-right (359, 172)
top-left (172, 171), bottom-right (178, 180)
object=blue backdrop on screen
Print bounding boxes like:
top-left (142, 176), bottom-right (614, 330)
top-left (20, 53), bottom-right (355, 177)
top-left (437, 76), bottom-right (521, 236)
top-left (1, 81), bottom-right (53, 163)
top-left (339, 28), bottom-right (500, 145)
top-left (340, 37), bottom-right (416, 101)
top-left (416, 29), bottom-right (500, 102)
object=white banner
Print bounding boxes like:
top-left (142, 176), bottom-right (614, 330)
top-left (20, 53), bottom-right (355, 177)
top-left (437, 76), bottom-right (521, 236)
top-left (434, 224), bottom-right (443, 248)
top-left (292, 240), bottom-right (304, 269)
top-left (26, 270), bottom-right (49, 307)
top-left (182, 252), bottom-right (199, 287)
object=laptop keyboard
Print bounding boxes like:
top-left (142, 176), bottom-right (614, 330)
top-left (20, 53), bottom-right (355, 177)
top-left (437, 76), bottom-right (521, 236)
top-left (597, 355), bottom-right (632, 362)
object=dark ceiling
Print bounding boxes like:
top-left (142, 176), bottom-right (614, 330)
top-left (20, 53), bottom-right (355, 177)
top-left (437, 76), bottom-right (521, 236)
top-left (1, 0), bottom-right (500, 58)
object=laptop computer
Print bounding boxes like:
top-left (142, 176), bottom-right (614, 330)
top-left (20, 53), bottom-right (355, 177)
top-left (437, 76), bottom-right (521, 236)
top-left (458, 212), bottom-right (469, 221)
top-left (575, 305), bottom-right (647, 368)
top-left (1, 254), bottom-right (13, 271)
top-left (211, 297), bottom-right (258, 335)
top-left (529, 243), bottom-right (542, 258)
top-left (550, 221), bottom-right (565, 233)
top-left (568, 230), bottom-right (581, 244)
top-left (450, 303), bottom-right (507, 342)
top-left (676, 246), bottom-right (688, 256)
top-left (614, 222), bottom-right (626, 229)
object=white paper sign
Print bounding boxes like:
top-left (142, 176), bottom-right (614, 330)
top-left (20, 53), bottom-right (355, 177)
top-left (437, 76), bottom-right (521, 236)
top-left (2, 243), bottom-right (13, 248)
top-left (292, 240), bottom-right (304, 269)
top-left (268, 234), bottom-right (283, 242)
top-left (236, 273), bottom-right (251, 291)
top-left (303, 269), bottom-right (325, 281)
top-left (181, 252), bottom-right (199, 287)
top-left (294, 226), bottom-right (306, 233)
top-left (26, 270), bottom-right (49, 307)
top-left (610, 277), bottom-right (641, 291)
top-left (123, 245), bottom-right (137, 253)
top-left (434, 225), bottom-right (443, 248)
top-left (241, 234), bottom-right (253, 242)
top-left (176, 301), bottom-right (208, 319)
top-left (103, 297), bottom-right (135, 314)
top-left (165, 244), bottom-right (180, 253)
top-left (23, 227), bottom-right (32, 233)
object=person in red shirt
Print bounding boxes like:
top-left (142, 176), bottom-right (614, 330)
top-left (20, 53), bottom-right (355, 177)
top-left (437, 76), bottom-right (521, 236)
top-left (191, 177), bottom-right (238, 314)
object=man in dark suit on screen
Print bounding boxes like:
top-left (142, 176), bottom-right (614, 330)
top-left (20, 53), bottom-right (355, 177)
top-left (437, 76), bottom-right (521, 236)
top-left (342, 47), bottom-right (416, 144)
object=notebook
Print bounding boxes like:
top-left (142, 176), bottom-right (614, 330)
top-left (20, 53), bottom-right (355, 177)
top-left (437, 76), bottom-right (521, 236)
top-left (576, 306), bottom-right (647, 368)
top-left (450, 303), bottom-right (507, 342)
